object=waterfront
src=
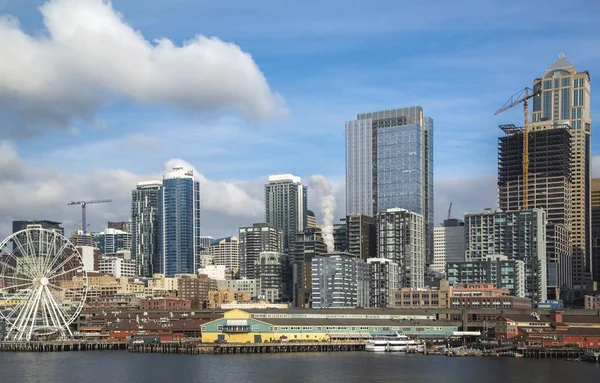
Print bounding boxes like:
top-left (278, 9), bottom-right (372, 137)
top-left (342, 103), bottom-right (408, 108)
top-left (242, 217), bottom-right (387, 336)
top-left (0, 352), bottom-right (598, 383)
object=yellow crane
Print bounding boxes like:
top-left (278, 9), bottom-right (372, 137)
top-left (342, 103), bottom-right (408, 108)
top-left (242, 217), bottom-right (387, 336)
top-left (495, 87), bottom-right (541, 209)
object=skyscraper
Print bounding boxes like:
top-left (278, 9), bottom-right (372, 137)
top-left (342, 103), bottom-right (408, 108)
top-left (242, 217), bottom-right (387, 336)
top-left (311, 252), bottom-right (369, 308)
top-left (346, 106), bottom-right (433, 263)
top-left (156, 167), bottom-right (201, 277)
top-left (377, 208), bottom-right (425, 289)
top-left (131, 180), bottom-right (161, 277)
top-left (432, 218), bottom-right (466, 275)
top-left (498, 125), bottom-right (572, 298)
top-left (530, 54), bottom-right (592, 292)
top-left (238, 223), bottom-right (283, 279)
top-left (264, 174), bottom-right (308, 253)
top-left (464, 208), bottom-right (547, 302)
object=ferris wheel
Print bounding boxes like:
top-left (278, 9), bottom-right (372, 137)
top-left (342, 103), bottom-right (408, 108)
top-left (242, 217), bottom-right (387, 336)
top-left (0, 228), bottom-right (88, 341)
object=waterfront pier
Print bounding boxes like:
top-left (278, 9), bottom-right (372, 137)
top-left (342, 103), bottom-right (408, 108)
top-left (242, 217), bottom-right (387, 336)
top-left (127, 341), bottom-right (366, 355)
top-left (0, 341), bottom-right (127, 352)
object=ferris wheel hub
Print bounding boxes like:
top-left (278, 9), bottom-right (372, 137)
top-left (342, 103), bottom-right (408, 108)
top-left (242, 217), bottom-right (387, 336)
top-left (40, 276), bottom-right (49, 286)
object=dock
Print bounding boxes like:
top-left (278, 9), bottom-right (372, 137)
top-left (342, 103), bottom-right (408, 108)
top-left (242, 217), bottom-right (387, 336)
top-left (0, 341), bottom-right (127, 352)
top-left (128, 341), bottom-right (366, 355)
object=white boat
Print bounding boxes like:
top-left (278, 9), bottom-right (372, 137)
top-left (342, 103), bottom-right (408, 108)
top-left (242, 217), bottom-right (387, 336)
top-left (365, 332), bottom-right (424, 353)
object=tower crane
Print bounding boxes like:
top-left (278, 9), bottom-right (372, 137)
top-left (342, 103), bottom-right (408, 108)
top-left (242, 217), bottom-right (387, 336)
top-left (495, 87), bottom-right (542, 209)
top-left (67, 199), bottom-right (112, 238)
top-left (447, 202), bottom-right (452, 221)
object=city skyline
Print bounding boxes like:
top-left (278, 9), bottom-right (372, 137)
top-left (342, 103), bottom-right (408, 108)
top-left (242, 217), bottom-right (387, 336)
top-left (0, 0), bottom-right (599, 239)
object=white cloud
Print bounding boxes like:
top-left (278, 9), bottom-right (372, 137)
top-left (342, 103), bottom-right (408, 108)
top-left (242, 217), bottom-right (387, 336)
top-left (0, 0), bottom-right (286, 137)
top-left (0, 142), bottom-right (265, 239)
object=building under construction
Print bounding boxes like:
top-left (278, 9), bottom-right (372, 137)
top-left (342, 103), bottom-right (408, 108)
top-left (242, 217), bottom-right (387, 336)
top-left (498, 123), bottom-right (573, 299)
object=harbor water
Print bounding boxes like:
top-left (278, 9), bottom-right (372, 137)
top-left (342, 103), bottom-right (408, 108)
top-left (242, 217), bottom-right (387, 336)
top-left (0, 351), bottom-right (599, 383)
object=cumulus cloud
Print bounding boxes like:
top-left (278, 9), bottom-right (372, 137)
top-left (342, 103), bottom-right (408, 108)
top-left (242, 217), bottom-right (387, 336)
top-left (0, 142), bottom-right (265, 239)
top-left (0, 0), bottom-right (286, 137)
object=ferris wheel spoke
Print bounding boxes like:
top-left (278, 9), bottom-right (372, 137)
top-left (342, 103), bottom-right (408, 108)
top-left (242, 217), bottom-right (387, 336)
top-left (0, 255), bottom-right (32, 280)
top-left (11, 236), bottom-right (38, 277)
top-left (44, 240), bottom-right (69, 276)
top-left (48, 267), bottom-right (81, 281)
top-left (41, 292), bottom-right (60, 331)
top-left (26, 287), bottom-right (44, 340)
top-left (44, 286), bottom-right (72, 329)
top-left (47, 251), bottom-right (79, 279)
top-left (47, 282), bottom-right (83, 299)
top-left (8, 287), bottom-right (39, 339)
top-left (1, 273), bottom-right (34, 285)
top-left (41, 233), bottom-right (59, 274)
top-left (0, 281), bottom-right (34, 292)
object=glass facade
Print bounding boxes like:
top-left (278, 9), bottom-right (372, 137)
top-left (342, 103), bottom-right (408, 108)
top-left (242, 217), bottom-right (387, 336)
top-left (131, 181), bottom-right (161, 277)
top-left (156, 168), bottom-right (200, 277)
top-left (345, 119), bottom-right (373, 216)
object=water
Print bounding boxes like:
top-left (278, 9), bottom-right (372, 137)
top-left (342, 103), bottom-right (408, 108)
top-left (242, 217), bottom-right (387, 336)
top-left (0, 352), bottom-right (598, 383)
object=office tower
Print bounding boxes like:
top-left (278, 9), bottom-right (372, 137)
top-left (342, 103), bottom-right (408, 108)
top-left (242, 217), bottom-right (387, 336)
top-left (346, 215), bottom-right (376, 260)
top-left (333, 217), bottom-right (348, 253)
top-left (306, 210), bottom-right (317, 229)
top-left (311, 252), bottom-right (369, 308)
top-left (530, 54), bottom-right (592, 292)
top-left (208, 236), bottom-right (240, 275)
top-left (238, 223), bottom-right (283, 279)
top-left (367, 258), bottom-right (398, 308)
top-left (265, 174), bottom-right (308, 253)
top-left (464, 208), bottom-right (547, 302)
top-left (377, 208), bottom-right (425, 289)
top-left (12, 220), bottom-right (64, 236)
top-left (291, 227), bottom-right (327, 307)
top-left (93, 228), bottom-right (132, 256)
top-left (345, 107), bottom-right (433, 264)
top-left (107, 221), bottom-right (131, 232)
top-left (131, 180), bottom-right (162, 277)
top-left (446, 259), bottom-right (526, 298)
top-left (592, 179), bottom-right (600, 284)
top-left (256, 251), bottom-right (283, 303)
top-left (156, 167), bottom-right (201, 277)
top-left (498, 123), bottom-right (572, 299)
top-left (432, 218), bottom-right (466, 275)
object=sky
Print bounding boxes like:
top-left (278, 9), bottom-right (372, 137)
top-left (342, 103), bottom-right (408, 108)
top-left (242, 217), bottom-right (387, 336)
top-left (0, 0), bottom-right (599, 239)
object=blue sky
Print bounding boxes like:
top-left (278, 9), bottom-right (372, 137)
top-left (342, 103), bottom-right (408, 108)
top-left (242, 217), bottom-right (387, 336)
top-left (0, 0), bottom-right (599, 236)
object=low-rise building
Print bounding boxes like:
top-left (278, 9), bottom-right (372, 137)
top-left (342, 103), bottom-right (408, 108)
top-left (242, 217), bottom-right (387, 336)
top-left (208, 286), bottom-right (252, 308)
top-left (367, 258), bottom-right (398, 308)
top-left (201, 309), bottom-right (459, 343)
top-left (216, 279), bottom-right (260, 297)
top-left (140, 297), bottom-right (192, 311)
top-left (199, 265), bottom-right (228, 280)
top-left (495, 311), bottom-right (600, 349)
top-left (98, 256), bottom-right (136, 278)
top-left (178, 274), bottom-right (218, 308)
top-left (446, 258), bottom-right (526, 298)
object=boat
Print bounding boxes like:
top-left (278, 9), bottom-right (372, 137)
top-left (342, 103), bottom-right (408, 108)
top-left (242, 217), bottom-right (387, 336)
top-left (365, 332), bottom-right (424, 353)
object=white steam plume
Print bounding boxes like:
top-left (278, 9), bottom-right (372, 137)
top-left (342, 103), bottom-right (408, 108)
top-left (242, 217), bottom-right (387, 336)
top-left (308, 175), bottom-right (337, 253)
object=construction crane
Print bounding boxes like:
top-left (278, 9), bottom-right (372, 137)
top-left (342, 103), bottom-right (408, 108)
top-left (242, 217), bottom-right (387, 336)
top-left (67, 199), bottom-right (112, 238)
top-left (495, 87), bottom-right (541, 209)
top-left (447, 202), bottom-right (452, 221)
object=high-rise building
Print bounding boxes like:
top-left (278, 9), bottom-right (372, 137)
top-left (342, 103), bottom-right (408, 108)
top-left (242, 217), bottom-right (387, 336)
top-left (256, 251), bottom-right (283, 303)
top-left (464, 208), bottom-right (547, 302)
top-left (93, 228), bottom-right (132, 256)
top-left (131, 180), bottom-right (162, 277)
top-left (377, 208), bottom-right (426, 289)
top-left (346, 215), bottom-right (376, 260)
top-left (291, 227), bottom-right (327, 307)
top-left (198, 235), bottom-right (213, 269)
top-left (446, 259), bottom-right (526, 298)
top-left (306, 210), bottom-right (317, 229)
top-left (367, 258), bottom-right (398, 308)
top-left (333, 218), bottom-right (348, 253)
top-left (591, 179), bottom-right (600, 285)
top-left (208, 236), bottom-right (240, 275)
top-left (345, 106), bottom-right (433, 263)
top-left (265, 174), bottom-right (308, 253)
top-left (239, 223), bottom-right (283, 279)
top-left (156, 167), bottom-right (201, 277)
top-left (311, 252), bottom-right (369, 308)
top-left (11, 220), bottom-right (64, 257)
top-left (530, 54), bottom-right (592, 292)
top-left (432, 218), bottom-right (466, 275)
top-left (498, 123), bottom-right (572, 299)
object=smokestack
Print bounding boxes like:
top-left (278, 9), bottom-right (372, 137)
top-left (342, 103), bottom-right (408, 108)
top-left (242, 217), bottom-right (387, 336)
top-left (308, 175), bottom-right (337, 253)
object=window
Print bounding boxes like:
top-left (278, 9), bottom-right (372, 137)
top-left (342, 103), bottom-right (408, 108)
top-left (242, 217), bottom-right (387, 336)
top-left (252, 325), bottom-right (259, 332)
top-left (201, 326), bottom-right (206, 332)
top-left (543, 80), bottom-right (552, 89)
top-left (217, 325), bottom-right (223, 331)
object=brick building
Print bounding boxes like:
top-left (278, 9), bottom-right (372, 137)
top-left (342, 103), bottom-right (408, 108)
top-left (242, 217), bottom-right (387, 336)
top-left (139, 297), bottom-right (191, 311)
top-left (208, 286), bottom-right (252, 308)
top-left (178, 274), bottom-right (218, 308)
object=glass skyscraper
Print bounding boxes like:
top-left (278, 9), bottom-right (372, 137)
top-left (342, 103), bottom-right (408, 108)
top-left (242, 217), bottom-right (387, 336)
top-left (131, 180), bottom-right (161, 277)
top-left (156, 167), bottom-right (201, 277)
top-left (346, 106), bottom-right (434, 263)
